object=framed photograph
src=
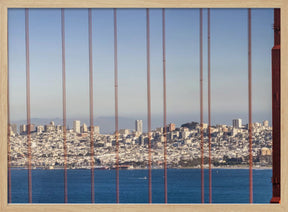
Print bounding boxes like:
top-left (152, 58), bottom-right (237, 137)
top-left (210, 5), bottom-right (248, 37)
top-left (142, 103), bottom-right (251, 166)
top-left (0, 0), bottom-right (287, 211)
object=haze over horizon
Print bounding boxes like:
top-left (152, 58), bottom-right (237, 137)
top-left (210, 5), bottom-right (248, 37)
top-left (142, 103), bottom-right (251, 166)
top-left (11, 111), bottom-right (271, 134)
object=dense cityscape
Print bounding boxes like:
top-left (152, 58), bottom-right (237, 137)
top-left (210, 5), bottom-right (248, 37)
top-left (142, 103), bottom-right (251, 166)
top-left (8, 118), bottom-right (272, 169)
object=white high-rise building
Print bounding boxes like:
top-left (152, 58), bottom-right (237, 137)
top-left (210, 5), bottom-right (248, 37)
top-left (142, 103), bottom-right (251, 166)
top-left (73, 120), bottom-right (81, 134)
top-left (20, 124), bottom-right (27, 134)
top-left (263, 120), bottom-right (269, 127)
top-left (94, 126), bottom-right (100, 134)
top-left (135, 120), bottom-right (143, 134)
top-left (232, 119), bottom-right (242, 129)
top-left (11, 124), bottom-right (18, 135)
top-left (81, 123), bottom-right (88, 133)
top-left (36, 125), bottom-right (44, 133)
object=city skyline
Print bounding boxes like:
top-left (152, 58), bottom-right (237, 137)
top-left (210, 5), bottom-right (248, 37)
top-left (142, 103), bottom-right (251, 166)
top-left (10, 112), bottom-right (271, 134)
top-left (8, 8), bottom-right (273, 126)
top-left (11, 117), bottom-right (270, 135)
top-left (9, 115), bottom-right (273, 169)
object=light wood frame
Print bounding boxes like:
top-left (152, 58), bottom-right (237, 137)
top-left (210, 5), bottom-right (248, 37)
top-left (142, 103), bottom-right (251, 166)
top-left (0, 0), bottom-right (287, 211)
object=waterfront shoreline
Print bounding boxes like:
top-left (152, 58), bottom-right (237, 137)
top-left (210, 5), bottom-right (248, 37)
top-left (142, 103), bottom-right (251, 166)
top-left (10, 166), bottom-right (272, 170)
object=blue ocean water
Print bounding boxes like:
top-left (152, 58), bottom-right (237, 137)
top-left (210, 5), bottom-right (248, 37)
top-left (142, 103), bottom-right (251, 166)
top-left (10, 168), bottom-right (272, 204)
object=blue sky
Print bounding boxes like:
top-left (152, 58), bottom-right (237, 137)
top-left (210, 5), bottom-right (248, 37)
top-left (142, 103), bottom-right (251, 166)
top-left (8, 8), bottom-right (273, 128)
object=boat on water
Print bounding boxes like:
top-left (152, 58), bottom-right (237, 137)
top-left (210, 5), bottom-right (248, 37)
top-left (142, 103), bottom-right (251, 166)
top-left (111, 165), bottom-right (130, 170)
top-left (94, 166), bottom-right (109, 170)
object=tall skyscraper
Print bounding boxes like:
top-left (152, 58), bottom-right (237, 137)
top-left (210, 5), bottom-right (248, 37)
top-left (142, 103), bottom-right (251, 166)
top-left (20, 124), bottom-right (26, 134)
top-left (263, 120), bottom-right (269, 127)
top-left (168, 123), bottom-right (176, 132)
top-left (8, 125), bottom-right (14, 136)
top-left (135, 120), bottom-right (143, 134)
top-left (36, 125), bottom-right (44, 133)
top-left (11, 124), bottom-right (17, 135)
top-left (94, 126), bottom-right (100, 134)
top-left (73, 120), bottom-right (81, 134)
top-left (81, 123), bottom-right (88, 133)
top-left (30, 124), bottom-right (35, 132)
top-left (232, 119), bottom-right (242, 129)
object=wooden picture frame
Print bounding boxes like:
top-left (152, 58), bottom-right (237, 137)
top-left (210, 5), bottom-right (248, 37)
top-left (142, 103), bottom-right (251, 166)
top-left (0, 0), bottom-right (287, 211)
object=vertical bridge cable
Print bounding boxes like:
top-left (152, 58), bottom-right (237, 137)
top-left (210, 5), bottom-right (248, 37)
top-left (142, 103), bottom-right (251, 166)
top-left (146, 8), bottom-right (152, 204)
top-left (207, 8), bottom-right (212, 204)
top-left (114, 8), bottom-right (120, 204)
top-left (25, 8), bottom-right (32, 203)
top-left (88, 8), bottom-right (95, 204)
top-left (270, 8), bottom-right (281, 204)
top-left (199, 8), bottom-right (204, 204)
top-left (162, 8), bottom-right (168, 204)
top-left (61, 8), bottom-right (68, 204)
top-left (7, 26), bottom-right (12, 203)
top-left (248, 8), bottom-right (253, 204)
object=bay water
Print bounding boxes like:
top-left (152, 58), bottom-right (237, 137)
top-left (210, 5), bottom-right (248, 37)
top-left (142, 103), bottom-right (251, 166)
top-left (10, 168), bottom-right (272, 204)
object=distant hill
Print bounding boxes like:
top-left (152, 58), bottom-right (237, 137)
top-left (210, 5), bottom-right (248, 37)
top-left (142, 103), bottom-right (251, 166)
top-left (181, 121), bottom-right (199, 130)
